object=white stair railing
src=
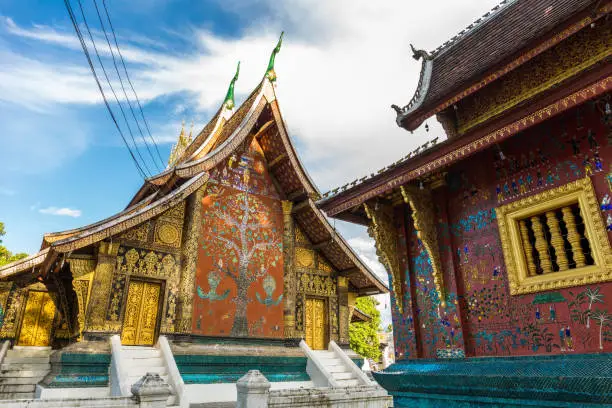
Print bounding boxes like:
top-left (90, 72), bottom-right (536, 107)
top-left (0, 340), bottom-right (10, 365)
top-left (299, 340), bottom-right (338, 387)
top-left (329, 341), bottom-right (373, 385)
top-left (157, 335), bottom-right (186, 407)
top-left (109, 335), bottom-right (130, 396)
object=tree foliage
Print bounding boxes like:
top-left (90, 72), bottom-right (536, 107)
top-left (349, 296), bottom-right (382, 360)
top-left (0, 222), bottom-right (28, 267)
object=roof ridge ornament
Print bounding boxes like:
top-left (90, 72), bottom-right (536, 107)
top-left (224, 61), bottom-right (240, 110)
top-left (168, 120), bottom-right (192, 167)
top-left (410, 44), bottom-right (432, 61)
top-left (265, 32), bottom-right (284, 82)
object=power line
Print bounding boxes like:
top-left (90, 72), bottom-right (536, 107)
top-left (75, 0), bottom-right (154, 177)
top-left (63, 0), bottom-right (148, 180)
top-left (102, 0), bottom-right (166, 168)
top-left (91, 0), bottom-right (164, 171)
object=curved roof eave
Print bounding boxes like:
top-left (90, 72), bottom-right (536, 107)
top-left (48, 172), bottom-right (209, 254)
top-left (395, 58), bottom-right (434, 131)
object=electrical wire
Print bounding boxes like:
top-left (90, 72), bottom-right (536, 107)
top-left (91, 0), bottom-right (164, 172)
top-left (102, 0), bottom-right (166, 168)
top-left (75, 0), bottom-right (154, 177)
top-left (63, 0), bottom-right (149, 180)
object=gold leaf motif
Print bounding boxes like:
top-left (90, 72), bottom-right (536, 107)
top-left (155, 222), bottom-right (181, 247)
top-left (400, 185), bottom-right (446, 307)
top-left (296, 248), bottom-right (315, 268)
top-left (364, 202), bottom-right (403, 313)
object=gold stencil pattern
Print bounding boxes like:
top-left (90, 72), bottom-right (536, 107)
top-left (305, 297), bottom-right (326, 350)
top-left (296, 248), bottom-right (315, 269)
top-left (17, 291), bottom-right (55, 347)
top-left (121, 280), bottom-right (161, 345)
top-left (298, 272), bottom-right (336, 297)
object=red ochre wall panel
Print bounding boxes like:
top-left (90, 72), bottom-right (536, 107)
top-left (192, 139), bottom-right (284, 338)
top-left (393, 103), bottom-right (612, 358)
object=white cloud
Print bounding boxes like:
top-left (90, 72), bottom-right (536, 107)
top-left (39, 207), bottom-right (82, 218)
top-left (1, 0), bottom-right (501, 184)
top-left (0, 187), bottom-right (15, 196)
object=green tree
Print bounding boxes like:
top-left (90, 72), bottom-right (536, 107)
top-left (0, 222), bottom-right (28, 267)
top-left (349, 296), bottom-right (382, 360)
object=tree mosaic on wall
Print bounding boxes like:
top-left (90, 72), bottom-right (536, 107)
top-left (193, 139), bottom-right (284, 338)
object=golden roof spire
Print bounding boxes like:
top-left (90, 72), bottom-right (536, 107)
top-left (168, 120), bottom-right (193, 167)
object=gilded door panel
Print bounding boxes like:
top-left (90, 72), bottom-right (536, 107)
top-left (138, 282), bottom-right (161, 345)
top-left (121, 281), bottom-right (161, 346)
top-left (304, 298), bottom-right (326, 350)
top-left (17, 291), bottom-right (55, 347)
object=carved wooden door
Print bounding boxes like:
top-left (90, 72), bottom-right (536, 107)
top-left (121, 280), bottom-right (161, 346)
top-left (17, 291), bottom-right (55, 347)
top-left (305, 297), bottom-right (326, 350)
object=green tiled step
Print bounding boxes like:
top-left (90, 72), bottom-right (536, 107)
top-left (175, 355), bottom-right (309, 384)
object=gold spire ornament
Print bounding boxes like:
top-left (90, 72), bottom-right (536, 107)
top-left (168, 120), bottom-right (193, 167)
top-left (265, 32), bottom-right (284, 82)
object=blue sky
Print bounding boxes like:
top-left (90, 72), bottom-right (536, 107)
top-left (0, 0), bottom-right (501, 322)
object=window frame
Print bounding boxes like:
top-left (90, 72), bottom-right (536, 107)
top-left (496, 177), bottom-right (612, 295)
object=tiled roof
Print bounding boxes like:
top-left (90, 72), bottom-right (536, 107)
top-left (396, 0), bottom-right (599, 128)
top-left (319, 136), bottom-right (440, 202)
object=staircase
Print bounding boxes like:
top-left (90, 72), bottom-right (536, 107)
top-left (120, 345), bottom-right (178, 406)
top-left (311, 350), bottom-right (361, 387)
top-left (0, 346), bottom-right (51, 400)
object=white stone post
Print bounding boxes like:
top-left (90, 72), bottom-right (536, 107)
top-left (236, 370), bottom-right (271, 408)
top-left (131, 372), bottom-right (171, 408)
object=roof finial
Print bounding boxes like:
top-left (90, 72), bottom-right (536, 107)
top-left (410, 44), bottom-right (432, 61)
top-left (168, 120), bottom-right (190, 167)
top-left (265, 32), bottom-right (284, 82)
top-left (224, 61), bottom-right (240, 110)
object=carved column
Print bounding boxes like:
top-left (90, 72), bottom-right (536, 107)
top-left (281, 200), bottom-right (297, 339)
top-left (531, 216), bottom-right (552, 273)
top-left (562, 207), bottom-right (586, 268)
top-left (176, 187), bottom-right (205, 334)
top-left (0, 284), bottom-right (22, 339)
top-left (85, 241), bottom-right (119, 333)
top-left (546, 211), bottom-right (569, 271)
top-left (531, 216), bottom-right (552, 274)
top-left (337, 276), bottom-right (349, 346)
top-left (519, 220), bottom-right (537, 276)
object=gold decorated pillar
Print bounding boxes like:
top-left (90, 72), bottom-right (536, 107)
top-left (281, 200), bottom-right (297, 339)
top-left (519, 220), bottom-right (537, 276)
top-left (531, 216), bottom-right (552, 274)
top-left (546, 211), bottom-right (569, 271)
top-left (337, 276), bottom-right (349, 345)
top-left (84, 241), bottom-right (119, 333)
top-left (562, 207), bottom-right (586, 268)
top-left (176, 187), bottom-right (205, 334)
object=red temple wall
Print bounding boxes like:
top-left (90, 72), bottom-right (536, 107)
top-left (393, 103), bottom-right (612, 358)
top-left (191, 139), bottom-right (284, 338)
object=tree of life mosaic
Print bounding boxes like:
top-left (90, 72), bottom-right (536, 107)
top-left (193, 139), bottom-right (284, 338)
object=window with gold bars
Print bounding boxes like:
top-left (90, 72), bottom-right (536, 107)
top-left (518, 203), bottom-right (594, 276)
top-left (496, 178), bottom-right (612, 295)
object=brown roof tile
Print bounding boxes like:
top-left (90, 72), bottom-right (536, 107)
top-left (398, 0), bottom-right (599, 127)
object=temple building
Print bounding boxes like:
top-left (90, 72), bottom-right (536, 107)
top-left (0, 36), bottom-right (390, 406)
top-left (319, 0), bottom-right (611, 406)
